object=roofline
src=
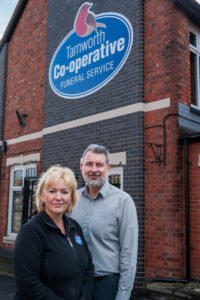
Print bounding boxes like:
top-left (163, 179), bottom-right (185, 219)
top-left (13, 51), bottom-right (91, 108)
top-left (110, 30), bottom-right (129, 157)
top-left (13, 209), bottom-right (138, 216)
top-left (0, 0), bottom-right (28, 51)
top-left (0, 0), bottom-right (199, 51)
top-left (174, 0), bottom-right (200, 26)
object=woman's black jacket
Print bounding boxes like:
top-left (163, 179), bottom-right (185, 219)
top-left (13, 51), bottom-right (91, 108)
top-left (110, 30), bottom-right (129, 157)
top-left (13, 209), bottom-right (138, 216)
top-left (14, 212), bottom-right (94, 300)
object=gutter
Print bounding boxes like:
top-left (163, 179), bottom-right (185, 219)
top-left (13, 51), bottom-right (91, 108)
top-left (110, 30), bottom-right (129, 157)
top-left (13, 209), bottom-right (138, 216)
top-left (174, 0), bottom-right (200, 26)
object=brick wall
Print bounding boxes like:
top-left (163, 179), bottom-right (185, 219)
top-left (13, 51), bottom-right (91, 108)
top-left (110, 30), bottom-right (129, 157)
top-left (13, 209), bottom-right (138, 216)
top-left (4, 0), bottom-right (47, 139)
top-left (144, 0), bottom-right (200, 280)
top-left (144, 0), bottom-right (188, 279)
top-left (44, 0), bottom-right (145, 288)
top-left (0, 0), bottom-right (47, 249)
top-left (45, 0), bottom-right (144, 127)
top-left (189, 142), bottom-right (200, 280)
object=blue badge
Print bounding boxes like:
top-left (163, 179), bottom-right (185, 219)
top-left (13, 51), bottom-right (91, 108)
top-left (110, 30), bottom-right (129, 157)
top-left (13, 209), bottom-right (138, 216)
top-left (74, 234), bottom-right (83, 245)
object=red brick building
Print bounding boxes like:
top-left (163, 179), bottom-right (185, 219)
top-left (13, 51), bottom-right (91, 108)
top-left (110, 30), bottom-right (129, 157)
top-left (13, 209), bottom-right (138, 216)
top-left (145, 0), bottom-right (200, 282)
top-left (0, 0), bottom-right (199, 294)
top-left (0, 0), bottom-right (47, 250)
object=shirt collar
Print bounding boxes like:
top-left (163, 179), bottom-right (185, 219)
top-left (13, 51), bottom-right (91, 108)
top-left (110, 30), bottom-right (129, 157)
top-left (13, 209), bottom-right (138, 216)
top-left (82, 179), bottom-right (110, 200)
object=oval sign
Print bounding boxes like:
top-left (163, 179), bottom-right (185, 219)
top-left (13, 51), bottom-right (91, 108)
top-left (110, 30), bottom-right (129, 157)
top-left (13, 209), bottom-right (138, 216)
top-left (49, 4), bottom-right (133, 99)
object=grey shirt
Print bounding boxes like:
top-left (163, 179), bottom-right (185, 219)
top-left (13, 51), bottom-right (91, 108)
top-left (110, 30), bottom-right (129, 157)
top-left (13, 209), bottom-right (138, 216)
top-left (71, 180), bottom-right (138, 300)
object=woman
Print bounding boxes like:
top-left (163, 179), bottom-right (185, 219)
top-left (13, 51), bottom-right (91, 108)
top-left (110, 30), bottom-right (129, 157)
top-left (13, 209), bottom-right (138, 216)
top-left (14, 165), bottom-right (94, 300)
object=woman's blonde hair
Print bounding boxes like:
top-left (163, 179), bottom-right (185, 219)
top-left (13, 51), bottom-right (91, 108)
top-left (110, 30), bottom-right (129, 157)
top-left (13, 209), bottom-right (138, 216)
top-left (35, 165), bottom-right (78, 214)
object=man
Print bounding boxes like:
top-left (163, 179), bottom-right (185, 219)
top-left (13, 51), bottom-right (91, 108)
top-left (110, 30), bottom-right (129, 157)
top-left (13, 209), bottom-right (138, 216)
top-left (71, 144), bottom-right (138, 300)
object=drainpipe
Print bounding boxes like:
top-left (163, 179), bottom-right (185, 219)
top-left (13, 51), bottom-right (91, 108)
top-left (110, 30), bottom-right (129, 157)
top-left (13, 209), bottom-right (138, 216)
top-left (0, 44), bottom-right (8, 164)
top-left (183, 139), bottom-right (191, 281)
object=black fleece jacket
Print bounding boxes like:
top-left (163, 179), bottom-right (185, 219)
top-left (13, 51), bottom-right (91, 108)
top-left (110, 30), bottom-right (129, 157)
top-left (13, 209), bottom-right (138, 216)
top-left (14, 212), bottom-right (94, 300)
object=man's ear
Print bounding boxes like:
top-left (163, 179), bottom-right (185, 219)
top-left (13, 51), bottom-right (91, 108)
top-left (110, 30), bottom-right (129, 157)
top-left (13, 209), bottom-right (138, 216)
top-left (80, 157), bottom-right (83, 170)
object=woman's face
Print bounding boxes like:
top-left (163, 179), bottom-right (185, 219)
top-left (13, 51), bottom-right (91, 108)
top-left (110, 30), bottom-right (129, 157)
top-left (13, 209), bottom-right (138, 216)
top-left (41, 178), bottom-right (72, 219)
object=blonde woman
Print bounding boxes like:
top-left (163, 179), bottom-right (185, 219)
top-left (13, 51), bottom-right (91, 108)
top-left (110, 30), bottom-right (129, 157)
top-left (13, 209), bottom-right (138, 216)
top-left (14, 165), bottom-right (94, 300)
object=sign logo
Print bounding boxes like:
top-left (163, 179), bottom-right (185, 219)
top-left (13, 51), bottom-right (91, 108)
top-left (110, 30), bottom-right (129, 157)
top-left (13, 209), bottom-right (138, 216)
top-left (49, 2), bottom-right (133, 99)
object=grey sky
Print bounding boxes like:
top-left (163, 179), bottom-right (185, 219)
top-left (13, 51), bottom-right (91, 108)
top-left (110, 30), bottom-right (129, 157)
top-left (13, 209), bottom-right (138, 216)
top-left (0, 0), bottom-right (18, 39)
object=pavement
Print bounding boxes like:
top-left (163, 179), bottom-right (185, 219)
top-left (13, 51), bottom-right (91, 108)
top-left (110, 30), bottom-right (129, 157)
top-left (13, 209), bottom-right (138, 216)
top-left (0, 248), bottom-right (16, 299)
top-left (0, 273), bottom-right (16, 299)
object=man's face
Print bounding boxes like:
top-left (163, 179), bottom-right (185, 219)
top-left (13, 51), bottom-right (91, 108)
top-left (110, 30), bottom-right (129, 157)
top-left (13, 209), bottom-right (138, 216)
top-left (81, 151), bottom-right (109, 189)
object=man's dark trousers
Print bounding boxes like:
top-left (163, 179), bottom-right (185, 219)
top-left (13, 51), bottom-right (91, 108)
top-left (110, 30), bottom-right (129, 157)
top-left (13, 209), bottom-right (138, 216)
top-left (93, 274), bottom-right (119, 300)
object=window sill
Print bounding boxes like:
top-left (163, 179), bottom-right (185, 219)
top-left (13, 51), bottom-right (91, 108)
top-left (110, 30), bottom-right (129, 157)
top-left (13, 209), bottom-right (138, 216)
top-left (3, 235), bottom-right (16, 244)
top-left (190, 105), bottom-right (200, 115)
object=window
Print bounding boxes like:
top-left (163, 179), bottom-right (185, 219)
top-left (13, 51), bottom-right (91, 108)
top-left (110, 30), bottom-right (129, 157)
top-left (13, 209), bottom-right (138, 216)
top-left (109, 166), bottom-right (123, 189)
top-left (190, 30), bottom-right (200, 108)
top-left (7, 164), bottom-right (37, 236)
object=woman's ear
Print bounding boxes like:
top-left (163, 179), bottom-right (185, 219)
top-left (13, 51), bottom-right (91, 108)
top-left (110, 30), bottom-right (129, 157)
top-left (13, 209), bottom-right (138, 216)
top-left (41, 191), bottom-right (45, 202)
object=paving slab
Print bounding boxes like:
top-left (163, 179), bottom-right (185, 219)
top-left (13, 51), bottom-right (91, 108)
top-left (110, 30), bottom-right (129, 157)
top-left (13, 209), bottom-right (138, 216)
top-left (0, 273), bottom-right (16, 300)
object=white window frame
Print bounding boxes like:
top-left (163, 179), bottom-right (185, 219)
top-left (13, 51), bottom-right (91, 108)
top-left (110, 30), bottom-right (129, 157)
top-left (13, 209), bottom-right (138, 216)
top-left (7, 164), bottom-right (37, 238)
top-left (190, 28), bottom-right (200, 109)
top-left (108, 166), bottom-right (123, 190)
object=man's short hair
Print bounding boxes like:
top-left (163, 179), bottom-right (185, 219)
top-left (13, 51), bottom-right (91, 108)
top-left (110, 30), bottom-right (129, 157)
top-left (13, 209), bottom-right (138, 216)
top-left (81, 144), bottom-right (110, 164)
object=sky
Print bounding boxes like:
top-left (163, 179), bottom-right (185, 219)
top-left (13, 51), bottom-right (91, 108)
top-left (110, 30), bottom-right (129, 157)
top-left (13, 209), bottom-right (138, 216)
top-left (0, 0), bottom-right (18, 40)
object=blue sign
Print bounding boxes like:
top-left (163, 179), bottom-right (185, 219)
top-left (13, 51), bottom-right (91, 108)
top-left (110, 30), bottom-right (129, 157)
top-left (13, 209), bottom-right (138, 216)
top-left (49, 2), bottom-right (133, 99)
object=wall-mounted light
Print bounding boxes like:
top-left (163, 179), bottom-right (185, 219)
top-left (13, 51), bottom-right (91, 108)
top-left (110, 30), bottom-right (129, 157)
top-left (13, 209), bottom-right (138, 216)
top-left (16, 110), bottom-right (28, 127)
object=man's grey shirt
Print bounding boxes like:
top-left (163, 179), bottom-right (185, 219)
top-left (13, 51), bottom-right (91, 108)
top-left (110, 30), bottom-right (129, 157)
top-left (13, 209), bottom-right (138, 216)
top-left (71, 180), bottom-right (138, 300)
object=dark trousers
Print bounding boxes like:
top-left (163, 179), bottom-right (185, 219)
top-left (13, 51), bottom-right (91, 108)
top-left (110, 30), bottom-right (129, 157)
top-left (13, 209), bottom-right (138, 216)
top-left (93, 274), bottom-right (119, 300)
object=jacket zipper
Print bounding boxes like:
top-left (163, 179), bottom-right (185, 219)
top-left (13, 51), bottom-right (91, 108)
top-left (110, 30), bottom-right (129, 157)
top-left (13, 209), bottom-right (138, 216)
top-left (67, 237), bottom-right (77, 299)
top-left (67, 236), bottom-right (78, 260)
